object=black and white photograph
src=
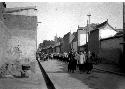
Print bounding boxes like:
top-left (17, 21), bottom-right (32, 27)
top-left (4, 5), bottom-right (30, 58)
top-left (0, 1), bottom-right (125, 89)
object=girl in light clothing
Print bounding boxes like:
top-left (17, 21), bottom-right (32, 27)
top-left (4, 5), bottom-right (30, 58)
top-left (79, 52), bottom-right (86, 73)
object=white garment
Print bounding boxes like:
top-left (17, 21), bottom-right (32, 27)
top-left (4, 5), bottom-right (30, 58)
top-left (79, 53), bottom-right (85, 64)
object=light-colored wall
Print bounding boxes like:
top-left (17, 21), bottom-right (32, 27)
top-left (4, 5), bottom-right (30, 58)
top-left (0, 21), bottom-right (10, 67)
top-left (99, 25), bottom-right (117, 39)
top-left (77, 30), bottom-right (86, 46)
top-left (2, 14), bottom-right (37, 64)
top-left (6, 31), bottom-right (36, 64)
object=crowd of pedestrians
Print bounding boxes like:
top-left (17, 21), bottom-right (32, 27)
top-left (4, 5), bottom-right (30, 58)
top-left (67, 50), bottom-right (94, 74)
top-left (37, 50), bottom-right (98, 74)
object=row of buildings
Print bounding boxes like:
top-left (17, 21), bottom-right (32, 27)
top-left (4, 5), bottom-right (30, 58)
top-left (40, 19), bottom-right (124, 65)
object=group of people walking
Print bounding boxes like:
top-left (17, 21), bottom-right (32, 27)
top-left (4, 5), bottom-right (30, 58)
top-left (37, 49), bottom-right (95, 74)
top-left (68, 50), bottom-right (93, 74)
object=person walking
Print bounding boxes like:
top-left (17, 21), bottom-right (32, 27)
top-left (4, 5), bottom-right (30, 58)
top-left (68, 51), bottom-right (76, 73)
top-left (86, 51), bottom-right (93, 74)
top-left (75, 52), bottom-right (80, 71)
top-left (82, 51), bottom-right (87, 72)
top-left (79, 52), bottom-right (86, 73)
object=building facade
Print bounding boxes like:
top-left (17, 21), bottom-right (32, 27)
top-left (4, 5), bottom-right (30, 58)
top-left (88, 20), bottom-right (117, 55)
top-left (62, 32), bottom-right (71, 52)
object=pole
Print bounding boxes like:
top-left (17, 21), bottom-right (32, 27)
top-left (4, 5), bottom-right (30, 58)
top-left (87, 13), bottom-right (91, 25)
top-left (36, 24), bottom-right (37, 52)
top-left (77, 26), bottom-right (79, 52)
top-left (87, 13), bottom-right (91, 53)
top-left (122, 2), bottom-right (125, 68)
top-left (86, 20), bottom-right (88, 53)
top-left (34, 6), bottom-right (38, 52)
top-left (123, 2), bottom-right (125, 53)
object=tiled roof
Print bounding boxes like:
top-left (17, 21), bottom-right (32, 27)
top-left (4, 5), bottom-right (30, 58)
top-left (95, 21), bottom-right (108, 29)
top-left (63, 32), bottom-right (70, 38)
top-left (83, 23), bottom-right (98, 32)
top-left (72, 32), bottom-right (77, 42)
top-left (90, 20), bottom-right (115, 33)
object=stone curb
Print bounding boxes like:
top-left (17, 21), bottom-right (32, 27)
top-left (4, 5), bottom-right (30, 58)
top-left (36, 59), bottom-right (56, 89)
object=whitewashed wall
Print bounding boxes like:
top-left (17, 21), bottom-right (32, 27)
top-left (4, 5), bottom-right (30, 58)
top-left (0, 21), bottom-right (10, 67)
top-left (99, 25), bottom-right (117, 39)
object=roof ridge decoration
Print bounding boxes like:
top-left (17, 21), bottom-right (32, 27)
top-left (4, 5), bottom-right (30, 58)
top-left (90, 20), bottom-right (116, 33)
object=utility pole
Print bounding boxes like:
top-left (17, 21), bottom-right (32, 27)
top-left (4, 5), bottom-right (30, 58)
top-left (123, 2), bottom-right (125, 55)
top-left (86, 20), bottom-right (88, 53)
top-left (87, 13), bottom-right (91, 25)
top-left (36, 22), bottom-right (42, 52)
top-left (122, 2), bottom-right (125, 69)
top-left (87, 13), bottom-right (91, 53)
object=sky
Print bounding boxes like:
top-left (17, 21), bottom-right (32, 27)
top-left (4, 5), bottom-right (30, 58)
top-left (6, 2), bottom-right (123, 45)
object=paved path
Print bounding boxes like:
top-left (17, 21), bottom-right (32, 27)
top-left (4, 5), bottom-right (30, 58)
top-left (41, 60), bottom-right (125, 89)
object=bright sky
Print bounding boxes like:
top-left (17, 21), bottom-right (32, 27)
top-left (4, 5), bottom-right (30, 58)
top-left (6, 2), bottom-right (123, 45)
